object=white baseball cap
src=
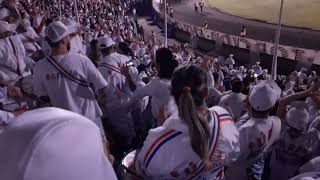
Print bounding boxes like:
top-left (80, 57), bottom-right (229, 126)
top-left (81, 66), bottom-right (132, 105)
top-left (286, 107), bottom-right (310, 131)
top-left (0, 20), bottom-right (17, 33)
top-left (0, 107), bottom-right (117, 180)
top-left (45, 21), bottom-right (71, 43)
top-left (97, 36), bottom-right (116, 49)
top-left (249, 80), bottom-right (281, 111)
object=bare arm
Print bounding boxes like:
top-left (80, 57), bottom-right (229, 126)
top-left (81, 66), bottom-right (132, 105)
top-left (277, 79), bottom-right (320, 120)
top-left (277, 90), bottom-right (310, 120)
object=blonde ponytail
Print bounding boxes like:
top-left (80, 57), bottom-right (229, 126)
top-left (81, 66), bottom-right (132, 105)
top-left (178, 87), bottom-right (211, 167)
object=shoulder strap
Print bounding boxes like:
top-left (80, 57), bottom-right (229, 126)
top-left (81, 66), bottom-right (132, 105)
top-left (208, 110), bottom-right (221, 159)
top-left (143, 129), bottom-right (182, 169)
top-left (46, 55), bottom-right (90, 87)
top-left (99, 63), bottom-right (122, 74)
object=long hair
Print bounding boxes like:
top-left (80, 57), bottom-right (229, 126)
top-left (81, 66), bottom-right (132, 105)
top-left (171, 65), bottom-right (211, 165)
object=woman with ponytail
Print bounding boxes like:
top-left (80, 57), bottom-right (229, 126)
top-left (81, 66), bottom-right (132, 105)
top-left (133, 65), bottom-right (240, 179)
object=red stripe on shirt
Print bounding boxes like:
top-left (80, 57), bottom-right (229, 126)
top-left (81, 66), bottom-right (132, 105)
top-left (143, 129), bottom-right (176, 163)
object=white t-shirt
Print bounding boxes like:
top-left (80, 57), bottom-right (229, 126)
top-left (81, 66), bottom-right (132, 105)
top-left (219, 91), bottom-right (246, 121)
top-left (132, 78), bottom-right (173, 124)
top-left (269, 127), bottom-right (314, 180)
top-left (0, 35), bottom-right (29, 83)
top-left (114, 52), bottom-right (131, 66)
top-left (135, 106), bottom-right (240, 179)
top-left (97, 53), bottom-right (133, 111)
top-left (32, 52), bottom-right (107, 124)
top-left (225, 116), bottom-right (281, 180)
top-left (20, 27), bottom-right (41, 56)
top-left (97, 53), bottom-right (135, 138)
top-left (70, 35), bottom-right (86, 55)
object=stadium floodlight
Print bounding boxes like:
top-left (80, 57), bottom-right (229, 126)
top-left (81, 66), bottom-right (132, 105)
top-left (271, 0), bottom-right (285, 80)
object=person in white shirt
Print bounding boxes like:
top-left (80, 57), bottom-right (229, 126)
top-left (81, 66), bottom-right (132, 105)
top-left (20, 18), bottom-right (41, 56)
top-left (97, 36), bottom-right (136, 150)
top-left (0, 0), bottom-right (21, 24)
top-left (219, 77), bottom-right (246, 121)
top-left (225, 80), bottom-right (282, 180)
top-left (225, 54), bottom-right (235, 66)
top-left (0, 107), bottom-right (117, 180)
top-left (133, 64), bottom-right (240, 179)
top-left (252, 61), bottom-right (262, 76)
top-left (32, 21), bottom-right (107, 129)
top-left (0, 20), bottom-right (30, 85)
top-left (63, 19), bottom-right (86, 55)
top-left (132, 48), bottom-right (178, 126)
top-left (269, 106), bottom-right (312, 180)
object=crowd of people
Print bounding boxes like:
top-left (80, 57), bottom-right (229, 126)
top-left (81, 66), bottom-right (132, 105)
top-left (0, 0), bottom-right (320, 179)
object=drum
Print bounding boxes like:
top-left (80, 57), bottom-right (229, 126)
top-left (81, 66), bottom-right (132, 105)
top-left (121, 150), bottom-right (144, 180)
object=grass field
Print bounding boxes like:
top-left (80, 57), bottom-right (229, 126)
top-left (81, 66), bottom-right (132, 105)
top-left (207, 0), bottom-right (320, 30)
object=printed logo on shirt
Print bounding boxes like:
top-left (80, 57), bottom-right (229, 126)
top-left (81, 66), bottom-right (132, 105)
top-left (247, 127), bottom-right (272, 160)
top-left (45, 70), bottom-right (82, 81)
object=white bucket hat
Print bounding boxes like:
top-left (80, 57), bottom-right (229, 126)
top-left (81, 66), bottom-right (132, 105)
top-left (249, 80), bottom-right (281, 111)
top-left (45, 21), bottom-right (71, 43)
top-left (286, 107), bottom-right (310, 131)
top-left (0, 107), bottom-right (117, 180)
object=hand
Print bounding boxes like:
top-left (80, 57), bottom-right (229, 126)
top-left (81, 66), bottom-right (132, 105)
top-left (120, 65), bottom-right (130, 77)
top-left (7, 85), bottom-right (23, 98)
top-left (307, 77), bottom-right (320, 95)
top-left (201, 55), bottom-right (212, 72)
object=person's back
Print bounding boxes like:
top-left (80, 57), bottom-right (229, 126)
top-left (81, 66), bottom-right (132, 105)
top-left (135, 106), bottom-right (239, 179)
top-left (226, 115), bottom-right (281, 180)
top-left (98, 52), bottom-right (132, 111)
top-left (225, 80), bottom-right (282, 180)
top-left (33, 21), bottom-right (107, 126)
top-left (0, 21), bottom-right (29, 83)
top-left (33, 52), bottom-right (106, 123)
top-left (96, 36), bottom-right (135, 148)
top-left (219, 78), bottom-right (246, 120)
top-left (132, 48), bottom-right (178, 126)
top-left (133, 77), bottom-right (172, 123)
top-left (219, 92), bottom-right (246, 120)
top-left (269, 107), bottom-right (313, 180)
top-left (134, 65), bottom-right (240, 179)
